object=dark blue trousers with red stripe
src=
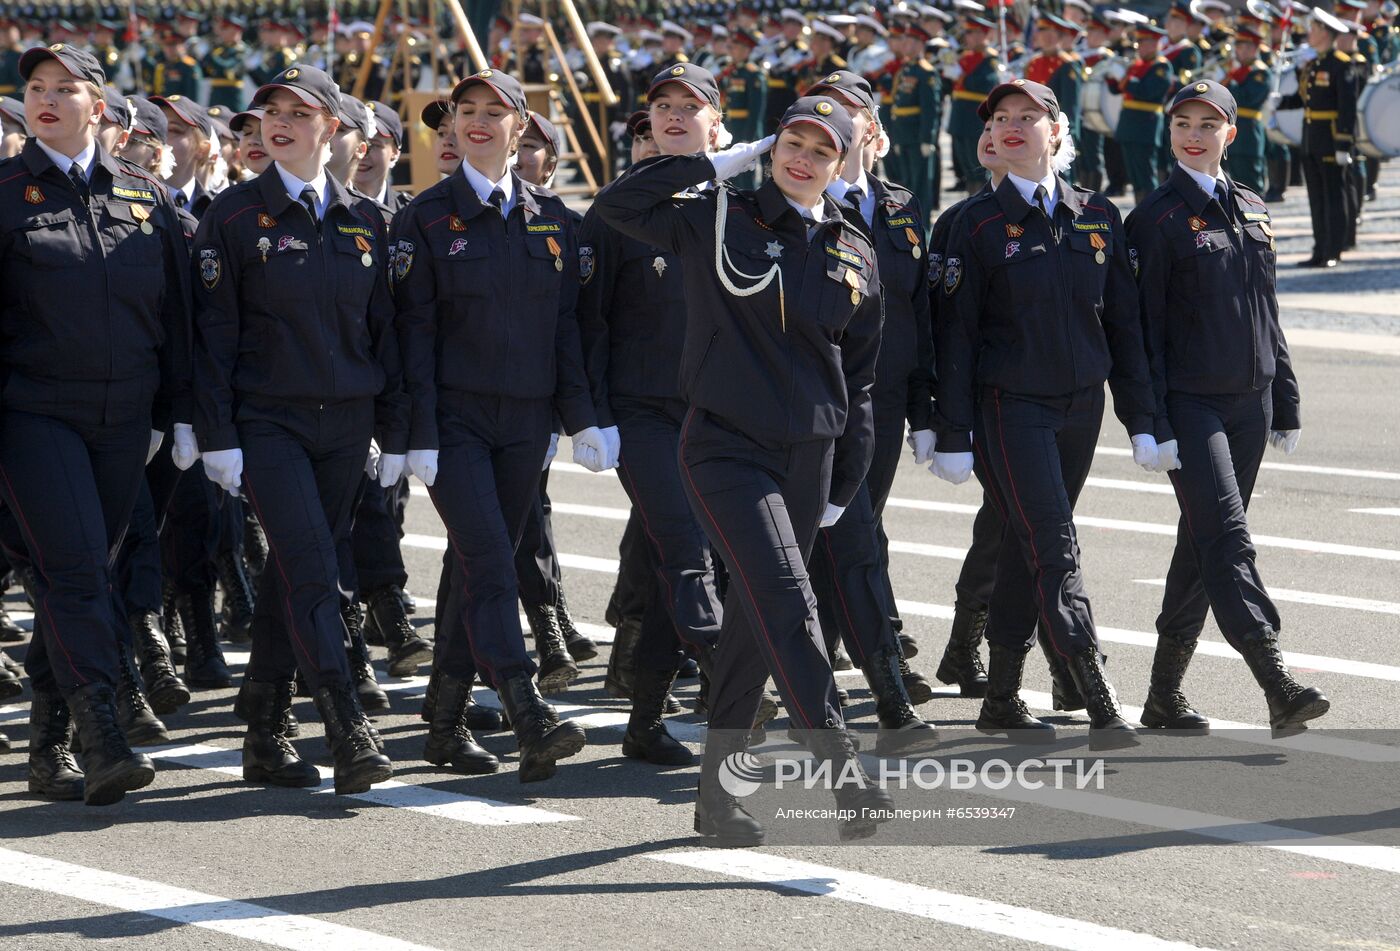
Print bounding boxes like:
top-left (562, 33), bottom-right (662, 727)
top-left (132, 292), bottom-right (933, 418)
top-left (515, 467), bottom-right (561, 611)
top-left (0, 402), bottom-right (149, 693)
top-left (953, 493), bottom-right (1004, 613)
top-left (972, 386), bottom-right (1104, 655)
top-left (613, 396), bottom-right (723, 672)
top-left (807, 397), bottom-right (906, 667)
top-left (238, 399), bottom-right (366, 690)
top-left (426, 391), bottom-right (550, 688)
top-left (351, 477), bottom-right (410, 598)
top-left (1157, 388), bottom-right (1279, 648)
top-left (679, 407), bottom-right (843, 735)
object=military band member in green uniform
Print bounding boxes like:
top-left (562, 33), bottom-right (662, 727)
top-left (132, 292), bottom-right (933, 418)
top-left (719, 27), bottom-right (767, 186)
top-left (948, 15), bottom-right (1002, 192)
top-left (886, 23), bottom-right (940, 220)
top-left (1111, 22), bottom-right (1174, 202)
top-left (1224, 25), bottom-right (1272, 193)
top-left (145, 25), bottom-right (202, 100)
top-left (203, 14), bottom-right (248, 111)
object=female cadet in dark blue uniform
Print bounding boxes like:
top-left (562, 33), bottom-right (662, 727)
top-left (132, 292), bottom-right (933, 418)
top-left (1125, 80), bottom-right (1329, 736)
top-left (932, 80), bottom-right (1161, 750)
top-left (595, 96), bottom-right (895, 845)
top-left (190, 64), bottom-right (406, 796)
top-left (0, 44), bottom-right (190, 805)
top-left (578, 64), bottom-right (732, 767)
top-left (802, 69), bottom-right (940, 755)
top-left (394, 69), bottom-right (610, 784)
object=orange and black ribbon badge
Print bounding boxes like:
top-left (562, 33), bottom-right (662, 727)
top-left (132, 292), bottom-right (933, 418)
top-left (257, 213), bottom-right (277, 228)
top-left (449, 215), bottom-right (466, 232)
top-left (354, 234), bottom-right (374, 268)
top-left (1188, 215), bottom-right (1207, 232)
top-left (24, 185), bottom-right (43, 204)
top-left (1089, 231), bottom-right (1106, 264)
top-left (546, 235), bottom-right (563, 271)
top-left (1005, 223), bottom-right (1024, 238)
top-left (131, 203), bottom-right (153, 234)
top-left (905, 227), bottom-right (922, 259)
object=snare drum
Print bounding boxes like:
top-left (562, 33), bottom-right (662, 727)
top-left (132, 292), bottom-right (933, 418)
top-left (1266, 68), bottom-right (1303, 148)
top-left (1082, 56), bottom-right (1127, 137)
top-left (1357, 69), bottom-right (1400, 159)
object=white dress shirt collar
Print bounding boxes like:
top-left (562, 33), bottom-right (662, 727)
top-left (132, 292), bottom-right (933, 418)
top-left (275, 163), bottom-right (330, 219)
top-left (460, 160), bottom-right (515, 216)
top-left (36, 139), bottom-right (96, 179)
top-left (826, 169), bottom-right (875, 226)
top-left (1178, 161), bottom-right (1228, 201)
top-left (1007, 170), bottom-right (1059, 217)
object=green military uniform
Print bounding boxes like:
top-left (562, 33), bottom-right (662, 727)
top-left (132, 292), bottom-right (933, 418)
top-left (888, 56), bottom-right (941, 220)
top-left (1115, 55), bottom-right (1173, 202)
top-left (202, 41), bottom-right (247, 110)
top-left (1048, 52), bottom-right (1085, 141)
top-left (948, 47), bottom-right (1001, 189)
top-left (1225, 60), bottom-right (1272, 193)
top-left (250, 45), bottom-right (297, 87)
top-left (1159, 40), bottom-right (1202, 179)
top-left (0, 48), bottom-right (22, 97)
top-left (144, 53), bottom-right (202, 100)
top-left (720, 59), bottom-right (767, 188)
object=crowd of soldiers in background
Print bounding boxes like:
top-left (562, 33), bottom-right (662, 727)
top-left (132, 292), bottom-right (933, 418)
top-left (0, 0), bottom-right (1396, 218)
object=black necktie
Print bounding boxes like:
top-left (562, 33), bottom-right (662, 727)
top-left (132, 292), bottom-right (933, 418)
top-left (1214, 181), bottom-right (1235, 223)
top-left (173, 189), bottom-right (187, 209)
top-left (68, 163), bottom-right (89, 206)
top-left (300, 185), bottom-right (318, 227)
top-left (845, 185), bottom-right (864, 210)
top-left (1033, 184), bottom-right (1050, 218)
top-left (488, 187), bottom-right (506, 216)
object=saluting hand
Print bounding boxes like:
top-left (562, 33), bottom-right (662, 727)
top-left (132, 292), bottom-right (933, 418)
top-left (708, 135), bottom-right (776, 182)
top-left (930, 451), bottom-right (974, 485)
top-left (171, 423), bottom-right (200, 471)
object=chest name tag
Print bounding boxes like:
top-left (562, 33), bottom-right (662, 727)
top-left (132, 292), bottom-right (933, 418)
top-left (825, 244), bottom-right (867, 269)
top-left (886, 215), bottom-right (917, 229)
top-left (338, 224), bottom-right (375, 239)
top-left (1242, 211), bottom-right (1271, 222)
top-left (112, 185), bottom-right (157, 202)
top-left (1071, 220), bottom-right (1111, 232)
top-left (526, 222), bottom-right (563, 234)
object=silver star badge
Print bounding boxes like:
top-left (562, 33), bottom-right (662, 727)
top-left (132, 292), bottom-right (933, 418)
top-left (765, 240), bottom-right (783, 259)
top-left (653, 255), bottom-right (667, 277)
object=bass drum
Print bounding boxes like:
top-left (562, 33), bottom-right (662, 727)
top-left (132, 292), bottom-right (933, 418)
top-left (1082, 56), bottom-right (1127, 137)
top-left (1267, 69), bottom-right (1303, 147)
top-left (1358, 68), bottom-right (1400, 159)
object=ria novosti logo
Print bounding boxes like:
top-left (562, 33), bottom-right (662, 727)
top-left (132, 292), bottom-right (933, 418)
top-left (717, 751), bottom-right (766, 798)
top-left (718, 751), bottom-right (1107, 796)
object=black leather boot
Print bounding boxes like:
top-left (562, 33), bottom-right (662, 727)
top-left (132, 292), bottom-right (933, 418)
top-left (216, 551), bottom-right (256, 644)
top-left (0, 647), bottom-right (21, 701)
top-left (695, 734), bottom-right (765, 846)
top-left (604, 616), bottom-right (642, 699)
top-left (0, 603), bottom-right (25, 642)
top-left (344, 602), bottom-right (390, 712)
top-left (899, 650), bottom-right (933, 705)
top-left (524, 600), bottom-right (579, 695)
top-left (68, 682), bottom-right (156, 805)
top-left (162, 581), bottom-right (186, 666)
top-left (1039, 628), bottom-right (1085, 712)
top-left (898, 631), bottom-right (919, 659)
top-left (1140, 638), bottom-right (1210, 733)
top-left (1239, 633), bottom-right (1330, 735)
top-left (27, 690), bottom-right (84, 801)
top-left (419, 667), bottom-right (497, 730)
top-left (936, 606), bottom-right (988, 697)
top-left (555, 588), bottom-right (598, 661)
top-left (622, 667), bottom-right (693, 766)
top-left (423, 671), bottom-right (499, 775)
top-left (312, 682), bottom-right (393, 795)
top-left (862, 647), bottom-right (939, 758)
top-left (498, 672), bottom-right (586, 783)
top-left (241, 679), bottom-right (319, 787)
top-left (810, 727), bottom-right (896, 841)
top-left (129, 611), bottom-right (190, 714)
top-left (1067, 649), bottom-right (1139, 750)
top-left (366, 585), bottom-right (433, 677)
top-left (178, 586), bottom-right (232, 688)
top-left (976, 643), bottom-right (1055, 741)
top-left (116, 640), bottom-right (170, 746)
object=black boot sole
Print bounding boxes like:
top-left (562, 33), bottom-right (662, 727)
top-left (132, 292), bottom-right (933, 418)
top-left (536, 657), bottom-right (580, 696)
top-left (936, 661), bottom-right (988, 698)
top-left (84, 758), bottom-right (156, 806)
top-left (387, 641), bottom-right (434, 678)
top-left (518, 722), bottom-right (586, 783)
top-left (693, 815), bottom-right (765, 846)
top-left (29, 777), bottom-right (85, 801)
top-left (1139, 706), bottom-right (1210, 734)
top-left (122, 722), bottom-right (171, 747)
top-left (146, 678), bottom-right (191, 715)
top-left (243, 763), bottom-right (321, 787)
top-left (1271, 695), bottom-right (1330, 737)
top-left (565, 638), bottom-right (599, 662)
top-left (333, 761), bottom-right (393, 795)
top-left (621, 733), bottom-right (695, 766)
top-left (356, 684), bottom-right (391, 712)
top-left (0, 678), bottom-right (22, 701)
top-left (424, 744), bottom-right (501, 775)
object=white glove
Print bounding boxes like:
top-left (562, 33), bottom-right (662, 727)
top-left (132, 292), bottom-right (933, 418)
top-left (147, 430), bottom-right (164, 465)
top-left (571, 426), bottom-right (612, 473)
top-left (930, 451), bottom-right (974, 485)
top-left (171, 423), bottom-right (200, 471)
top-left (907, 429), bottom-right (937, 465)
top-left (708, 135), bottom-right (775, 181)
top-left (1335, 150), bottom-right (1354, 167)
top-left (1269, 429), bottom-right (1301, 455)
top-left (201, 448), bottom-right (243, 498)
top-left (365, 440), bottom-right (381, 479)
top-left (407, 448), bottom-right (439, 487)
top-left (378, 453), bottom-right (406, 488)
top-left (1130, 433), bottom-right (1160, 472)
top-left (819, 502), bottom-right (845, 528)
top-left (600, 425), bottom-right (622, 469)
top-left (1155, 438), bottom-right (1182, 472)
top-left (919, 142), bottom-right (934, 158)
top-left (542, 431), bottom-right (559, 471)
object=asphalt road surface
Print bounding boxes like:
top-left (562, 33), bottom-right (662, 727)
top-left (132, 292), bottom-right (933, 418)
top-left (1, 162), bottom-right (1398, 951)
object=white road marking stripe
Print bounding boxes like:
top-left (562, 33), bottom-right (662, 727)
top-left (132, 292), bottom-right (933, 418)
top-left (1135, 578), bottom-right (1400, 616)
top-left (651, 851), bottom-right (1220, 951)
top-left (0, 846), bottom-right (443, 951)
top-left (1084, 476), bottom-right (1176, 495)
top-left (0, 703), bottom-right (24, 724)
top-left (1350, 507), bottom-right (1400, 517)
top-left (146, 744), bottom-right (579, 825)
top-left (1096, 445), bottom-right (1400, 482)
top-left (401, 536), bottom-right (1400, 686)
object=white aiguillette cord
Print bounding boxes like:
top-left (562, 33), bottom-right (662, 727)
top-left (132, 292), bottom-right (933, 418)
top-left (714, 186), bottom-right (786, 331)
